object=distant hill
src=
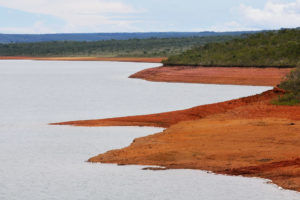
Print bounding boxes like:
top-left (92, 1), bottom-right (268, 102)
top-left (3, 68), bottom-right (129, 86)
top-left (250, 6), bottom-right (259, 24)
top-left (163, 29), bottom-right (300, 68)
top-left (0, 36), bottom-right (239, 57)
top-left (0, 31), bottom-right (257, 43)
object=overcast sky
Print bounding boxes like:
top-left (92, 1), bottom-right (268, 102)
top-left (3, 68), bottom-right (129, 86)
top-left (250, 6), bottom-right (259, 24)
top-left (0, 0), bottom-right (299, 33)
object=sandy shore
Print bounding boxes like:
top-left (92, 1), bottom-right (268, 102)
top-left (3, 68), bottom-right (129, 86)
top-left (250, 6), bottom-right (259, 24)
top-left (52, 88), bottom-right (300, 192)
top-left (0, 56), bottom-right (165, 63)
top-left (130, 66), bottom-right (292, 86)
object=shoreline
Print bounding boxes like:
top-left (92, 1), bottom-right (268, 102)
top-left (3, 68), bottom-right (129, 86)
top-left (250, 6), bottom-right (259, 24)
top-left (52, 88), bottom-right (300, 192)
top-left (130, 66), bottom-right (293, 86)
top-left (45, 60), bottom-right (299, 192)
top-left (0, 56), bottom-right (165, 63)
top-left (2, 56), bottom-right (292, 86)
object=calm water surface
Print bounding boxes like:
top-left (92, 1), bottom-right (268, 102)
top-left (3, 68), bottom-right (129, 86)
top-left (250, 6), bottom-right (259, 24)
top-left (0, 60), bottom-right (299, 200)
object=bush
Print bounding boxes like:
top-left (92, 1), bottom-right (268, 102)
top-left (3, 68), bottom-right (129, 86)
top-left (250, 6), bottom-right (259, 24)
top-left (272, 93), bottom-right (300, 106)
top-left (273, 67), bottom-right (300, 105)
top-left (279, 67), bottom-right (300, 93)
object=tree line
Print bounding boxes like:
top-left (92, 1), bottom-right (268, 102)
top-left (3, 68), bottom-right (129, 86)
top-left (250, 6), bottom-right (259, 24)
top-left (0, 36), bottom-right (237, 57)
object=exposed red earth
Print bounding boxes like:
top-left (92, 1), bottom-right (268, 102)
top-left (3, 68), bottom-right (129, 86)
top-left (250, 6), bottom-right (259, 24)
top-left (15, 56), bottom-right (295, 192)
top-left (52, 88), bottom-right (300, 192)
top-left (5, 55), bottom-right (300, 191)
top-left (130, 66), bottom-right (292, 86)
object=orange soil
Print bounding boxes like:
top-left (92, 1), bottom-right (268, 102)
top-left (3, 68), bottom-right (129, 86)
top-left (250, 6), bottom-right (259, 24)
top-left (0, 56), bottom-right (165, 63)
top-left (130, 66), bottom-right (292, 86)
top-left (52, 88), bottom-right (300, 192)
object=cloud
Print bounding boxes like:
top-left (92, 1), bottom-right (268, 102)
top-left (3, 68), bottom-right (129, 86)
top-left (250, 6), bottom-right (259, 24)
top-left (0, 21), bottom-right (57, 34)
top-left (205, 0), bottom-right (300, 32)
top-left (237, 0), bottom-right (300, 29)
top-left (0, 0), bottom-right (142, 32)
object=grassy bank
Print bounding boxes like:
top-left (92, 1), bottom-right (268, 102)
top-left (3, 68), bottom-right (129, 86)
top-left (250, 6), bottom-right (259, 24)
top-left (163, 29), bottom-right (300, 68)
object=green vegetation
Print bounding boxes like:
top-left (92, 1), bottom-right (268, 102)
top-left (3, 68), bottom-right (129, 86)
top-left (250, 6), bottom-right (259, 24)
top-left (0, 31), bottom-right (257, 43)
top-left (163, 29), bottom-right (300, 68)
top-left (273, 67), bottom-right (300, 105)
top-left (0, 36), bottom-right (236, 57)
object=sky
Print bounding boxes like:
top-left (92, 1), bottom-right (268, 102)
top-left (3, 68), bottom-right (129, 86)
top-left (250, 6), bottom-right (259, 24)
top-left (0, 0), bottom-right (299, 33)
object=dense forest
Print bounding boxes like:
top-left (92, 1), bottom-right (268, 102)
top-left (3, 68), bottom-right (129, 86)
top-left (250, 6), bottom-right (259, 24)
top-left (0, 36), bottom-right (237, 57)
top-left (163, 29), bottom-right (300, 68)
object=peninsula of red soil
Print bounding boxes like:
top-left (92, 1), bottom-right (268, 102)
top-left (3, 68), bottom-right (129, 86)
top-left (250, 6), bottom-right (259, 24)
top-left (52, 88), bottom-right (300, 192)
top-left (130, 66), bottom-right (292, 86)
top-left (0, 56), bottom-right (165, 63)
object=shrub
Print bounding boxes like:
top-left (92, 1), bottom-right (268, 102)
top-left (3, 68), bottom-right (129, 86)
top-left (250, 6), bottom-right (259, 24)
top-left (273, 67), bottom-right (300, 105)
top-left (272, 93), bottom-right (300, 106)
top-left (279, 67), bottom-right (300, 93)
top-left (163, 29), bottom-right (300, 68)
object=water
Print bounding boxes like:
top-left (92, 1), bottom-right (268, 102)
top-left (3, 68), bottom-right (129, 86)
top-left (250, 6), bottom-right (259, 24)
top-left (0, 60), bottom-right (298, 200)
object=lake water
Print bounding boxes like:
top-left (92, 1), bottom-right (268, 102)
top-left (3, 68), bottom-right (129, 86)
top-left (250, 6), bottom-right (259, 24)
top-left (0, 60), bottom-right (299, 200)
